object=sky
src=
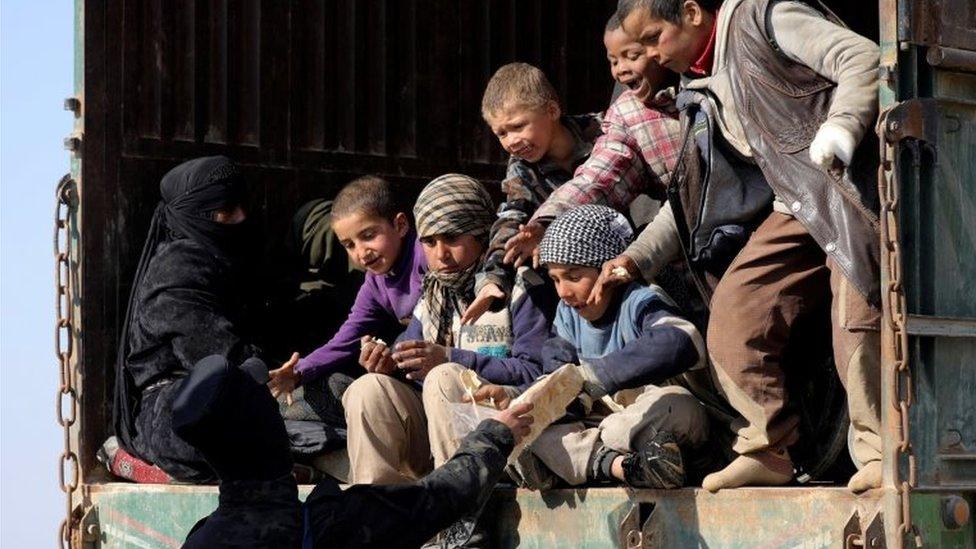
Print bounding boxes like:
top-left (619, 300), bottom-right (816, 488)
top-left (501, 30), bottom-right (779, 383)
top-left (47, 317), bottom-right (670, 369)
top-left (1, 0), bottom-right (76, 545)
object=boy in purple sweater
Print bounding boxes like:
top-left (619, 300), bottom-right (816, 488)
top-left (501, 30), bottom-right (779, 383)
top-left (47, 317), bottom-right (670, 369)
top-left (267, 176), bottom-right (427, 424)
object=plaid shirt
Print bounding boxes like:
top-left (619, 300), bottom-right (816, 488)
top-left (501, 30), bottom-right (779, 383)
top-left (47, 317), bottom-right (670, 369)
top-left (477, 114), bottom-right (603, 294)
top-left (532, 90), bottom-right (681, 223)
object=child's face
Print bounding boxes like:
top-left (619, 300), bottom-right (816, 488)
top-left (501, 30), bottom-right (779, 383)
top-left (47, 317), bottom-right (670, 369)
top-left (419, 233), bottom-right (485, 274)
top-left (621, 1), bottom-right (714, 74)
top-left (603, 27), bottom-right (669, 104)
top-left (333, 211), bottom-right (409, 275)
top-left (547, 264), bottom-right (613, 322)
top-left (485, 102), bottom-right (561, 164)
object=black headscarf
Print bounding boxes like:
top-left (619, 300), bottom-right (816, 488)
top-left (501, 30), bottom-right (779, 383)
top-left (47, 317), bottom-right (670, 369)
top-left (113, 156), bottom-right (249, 453)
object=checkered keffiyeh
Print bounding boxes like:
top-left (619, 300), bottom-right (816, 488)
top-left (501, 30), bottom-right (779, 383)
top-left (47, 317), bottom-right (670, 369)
top-left (414, 173), bottom-right (495, 240)
top-left (413, 173), bottom-right (495, 346)
top-left (539, 205), bottom-right (634, 269)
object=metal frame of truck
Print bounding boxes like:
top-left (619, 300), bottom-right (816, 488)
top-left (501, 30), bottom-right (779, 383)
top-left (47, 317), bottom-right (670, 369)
top-left (54, 1), bottom-right (974, 546)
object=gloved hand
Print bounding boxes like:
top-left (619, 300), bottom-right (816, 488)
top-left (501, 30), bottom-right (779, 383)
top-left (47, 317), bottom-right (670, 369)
top-left (809, 123), bottom-right (856, 171)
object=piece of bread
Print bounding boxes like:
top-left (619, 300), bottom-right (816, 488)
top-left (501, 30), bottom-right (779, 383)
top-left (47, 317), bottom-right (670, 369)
top-left (507, 364), bottom-right (583, 464)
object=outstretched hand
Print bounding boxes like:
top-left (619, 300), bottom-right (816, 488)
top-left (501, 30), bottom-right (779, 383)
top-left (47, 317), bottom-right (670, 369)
top-left (267, 352), bottom-right (301, 406)
top-left (588, 254), bottom-right (640, 306)
top-left (503, 222), bottom-right (545, 268)
top-left (461, 283), bottom-right (506, 325)
top-left (495, 402), bottom-right (534, 444)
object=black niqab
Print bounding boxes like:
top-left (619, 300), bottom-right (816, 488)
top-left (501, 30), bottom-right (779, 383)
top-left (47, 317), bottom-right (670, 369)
top-left (113, 156), bottom-right (249, 455)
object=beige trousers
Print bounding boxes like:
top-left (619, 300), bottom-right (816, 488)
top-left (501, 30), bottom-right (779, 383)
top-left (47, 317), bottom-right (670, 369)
top-left (423, 363), bottom-right (710, 486)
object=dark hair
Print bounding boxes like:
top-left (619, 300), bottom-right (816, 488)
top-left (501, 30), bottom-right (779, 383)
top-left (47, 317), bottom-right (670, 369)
top-left (331, 175), bottom-right (400, 222)
top-left (605, 13), bottom-right (622, 32)
top-left (616, 0), bottom-right (722, 25)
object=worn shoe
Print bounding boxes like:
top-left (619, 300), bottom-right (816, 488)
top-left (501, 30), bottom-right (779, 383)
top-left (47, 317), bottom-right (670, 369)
top-left (621, 431), bottom-right (686, 489)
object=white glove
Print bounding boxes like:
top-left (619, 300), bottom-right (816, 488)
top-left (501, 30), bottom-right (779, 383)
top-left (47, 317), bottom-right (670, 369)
top-left (809, 123), bottom-right (856, 171)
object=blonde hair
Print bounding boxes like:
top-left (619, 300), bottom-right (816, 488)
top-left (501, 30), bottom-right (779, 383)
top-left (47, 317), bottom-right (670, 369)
top-left (481, 62), bottom-right (560, 120)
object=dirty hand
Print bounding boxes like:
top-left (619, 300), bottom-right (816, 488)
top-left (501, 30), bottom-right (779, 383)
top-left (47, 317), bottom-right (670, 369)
top-left (809, 123), bottom-right (856, 172)
top-left (392, 340), bottom-right (450, 380)
top-left (588, 254), bottom-right (639, 306)
top-left (503, 222), bottom-right (545, 268)
top-left (359, 335), bottom-right (396, 375)
top-left (268, 352), bottom-right (301, 406)
top-left (461, 283), bottom-right (506, 325)
top-left (494, 402), bottom-right (534, 444)
top-left (463, 383), bottom-right (513, 410)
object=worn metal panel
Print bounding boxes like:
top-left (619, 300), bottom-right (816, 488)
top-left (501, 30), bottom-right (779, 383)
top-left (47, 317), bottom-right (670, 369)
top-left (87, 485), bottom-right (881, 548)
top-left (895, 70), bottom-right (976, 489)
top-left (898, 0), bottom-right (976, 50)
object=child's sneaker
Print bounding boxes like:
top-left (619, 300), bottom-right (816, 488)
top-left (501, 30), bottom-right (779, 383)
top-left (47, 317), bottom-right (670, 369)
top-left (621, 430), bottom-right (685, 489)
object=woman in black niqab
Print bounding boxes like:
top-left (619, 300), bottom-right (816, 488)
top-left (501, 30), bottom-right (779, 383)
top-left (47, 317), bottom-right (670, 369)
top-left (113, 156), bottom-right (260, 483)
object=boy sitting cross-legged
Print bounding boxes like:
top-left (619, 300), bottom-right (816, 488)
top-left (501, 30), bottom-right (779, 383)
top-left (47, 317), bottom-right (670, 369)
top-left (460, 62), bottom-right (603, 323)
top-left (426, 205), bottom-right (709, 489)
top-left (341, 174), bottom-right (557, 486)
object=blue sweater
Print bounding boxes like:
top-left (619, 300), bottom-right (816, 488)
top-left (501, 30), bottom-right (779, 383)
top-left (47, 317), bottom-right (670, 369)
top-left (542, 283), bottom-right (703, 396)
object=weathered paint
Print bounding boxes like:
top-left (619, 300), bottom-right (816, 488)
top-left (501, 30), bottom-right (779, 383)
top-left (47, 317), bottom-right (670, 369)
top-left (87, 484), bottom-right (884, 548)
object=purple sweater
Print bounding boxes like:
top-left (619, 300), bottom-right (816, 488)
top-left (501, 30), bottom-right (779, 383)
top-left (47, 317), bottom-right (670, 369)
top-left (296, 236), bottom-right (427, 382)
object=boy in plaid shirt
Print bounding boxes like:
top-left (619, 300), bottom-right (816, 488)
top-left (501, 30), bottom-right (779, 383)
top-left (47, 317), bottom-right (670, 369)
top-left (461, 62), bottom-right (603, 323)
top-left (503, 15), bottom-right (682, 269)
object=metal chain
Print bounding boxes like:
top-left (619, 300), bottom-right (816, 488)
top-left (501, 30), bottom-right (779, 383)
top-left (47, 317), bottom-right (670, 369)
top-left (55, 174), bottom-right (80, 548)
top-left (879, 119), bottom-right (922, 548)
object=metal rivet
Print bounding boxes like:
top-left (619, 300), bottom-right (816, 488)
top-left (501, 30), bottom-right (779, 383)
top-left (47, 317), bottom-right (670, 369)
top-left (942, 495), bottom-right (970, 530)
top-left (825, 242), bottom-right (837, 253)
top-left (791, 201), bottom-right (801, 212)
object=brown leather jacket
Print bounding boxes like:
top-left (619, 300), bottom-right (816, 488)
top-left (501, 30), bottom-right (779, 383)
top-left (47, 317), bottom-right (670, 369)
top-left (725, 0), bottom-right (881, 305)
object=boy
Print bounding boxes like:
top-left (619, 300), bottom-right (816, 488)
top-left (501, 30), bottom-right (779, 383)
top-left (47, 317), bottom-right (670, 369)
top-left (615, 0), bottom-right (883, 492)
top-left (503, 18), bottom-right (679, 267)
top-left (341, 174), bottom-right (556, 485)
top-left (428, 205), bottom-right (708, 489)
top-left (461, 62), bottom-right (602, 323)
top-left (267, 176), bottom-right (427, 419)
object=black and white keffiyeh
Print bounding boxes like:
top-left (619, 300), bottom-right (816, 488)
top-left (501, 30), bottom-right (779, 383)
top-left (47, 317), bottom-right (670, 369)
top-left (539, 205), bottom-right (633, 268)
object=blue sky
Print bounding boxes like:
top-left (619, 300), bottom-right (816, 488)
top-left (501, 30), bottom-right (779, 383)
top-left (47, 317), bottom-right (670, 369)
top-left (1, 0), bottom-right (75, 545)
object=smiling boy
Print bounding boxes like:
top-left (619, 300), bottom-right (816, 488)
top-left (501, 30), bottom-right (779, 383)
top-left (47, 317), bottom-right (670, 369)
top-left (615, 0), bottom-right (883, 492)
top-left (462, 63), bottom-right (603, 323)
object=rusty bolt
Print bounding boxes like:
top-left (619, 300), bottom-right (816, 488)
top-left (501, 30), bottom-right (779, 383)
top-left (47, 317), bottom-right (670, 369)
top-left (64, 97), bottom-right (81, 115)
top-left (63, 136), bottom-right (82, 153)
top-left (942, 495), bottom-right (970, 530)
top-left (944, 430), bottom-right (963, 447)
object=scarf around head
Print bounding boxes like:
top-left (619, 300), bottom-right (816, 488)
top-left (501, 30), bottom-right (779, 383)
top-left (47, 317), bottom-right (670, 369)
top-left (113, 156), bottom-right (248, 453)
top-left (413, 174), bottom-right (495, 346)
top-left (539, 204), bottom-right (634, 268)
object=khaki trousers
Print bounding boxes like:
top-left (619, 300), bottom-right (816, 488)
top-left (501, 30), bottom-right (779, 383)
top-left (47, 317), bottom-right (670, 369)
top-left (707, 212), bottom-right (882, 466)
top-left (424, 363), bottom-right (710, 486)
top-left (342, 373), bottom-right (434, 484)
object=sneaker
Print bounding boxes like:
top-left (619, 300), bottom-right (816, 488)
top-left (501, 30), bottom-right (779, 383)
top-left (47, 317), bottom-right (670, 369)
top-left (621, 430), bottom-right (685, 489)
